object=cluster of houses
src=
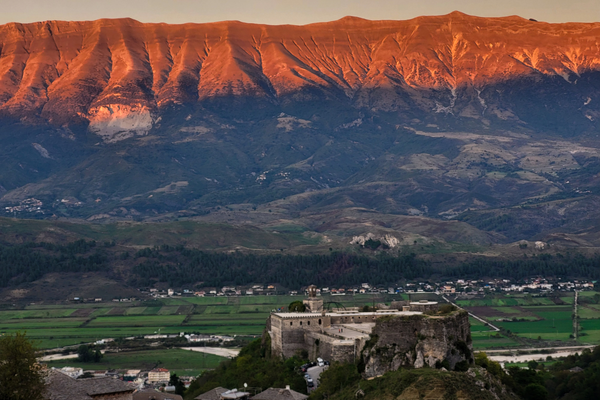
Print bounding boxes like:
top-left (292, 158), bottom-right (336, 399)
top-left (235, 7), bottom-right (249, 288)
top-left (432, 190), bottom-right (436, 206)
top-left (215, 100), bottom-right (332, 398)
top-left (142, 278), bottom-right (596, 300)
top-left (141, 285), bottom-right (280, 298)
top-left (46, 367), bottom-right (306, 400)
top-left (4, 197), bottom-right (43, 213)
top-left (53, 366), bottom-right (191, 389)
top-left (432, 278), bottom-right (595, 295)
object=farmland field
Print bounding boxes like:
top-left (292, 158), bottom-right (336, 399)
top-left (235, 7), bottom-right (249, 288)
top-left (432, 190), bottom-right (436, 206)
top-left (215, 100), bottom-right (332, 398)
top-left (2, 292), bottom-right (599, 351)
top-left (87, 315), bottom-right (187, 327)
top-left (45, 348), bottom-right (225, 377)
top-left (0, 293), bottom-right (405, 349)
top-left (461, 292), bottom-right (600, 346)
top-left (469, 317), bottom-right (519, 349)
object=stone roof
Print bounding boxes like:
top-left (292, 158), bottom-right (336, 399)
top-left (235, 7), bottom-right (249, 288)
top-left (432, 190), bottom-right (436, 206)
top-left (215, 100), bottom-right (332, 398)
top-left (45, 370), bottom-right (136, 400)
top-left (251, 387), bottom-right (308, 400)
top-left (194, 386), bottom-right (229, 400)
top-left (133, 389), bottom-right (183, 400)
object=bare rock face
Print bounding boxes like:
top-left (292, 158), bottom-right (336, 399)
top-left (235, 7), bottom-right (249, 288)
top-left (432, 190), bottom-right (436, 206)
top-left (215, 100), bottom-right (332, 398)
top-left (1, 13), bottom-right (600, 141)
top-left (361, 311), bottom-right (472, 378)
top-left (87, 104), bottom-right (154, 142)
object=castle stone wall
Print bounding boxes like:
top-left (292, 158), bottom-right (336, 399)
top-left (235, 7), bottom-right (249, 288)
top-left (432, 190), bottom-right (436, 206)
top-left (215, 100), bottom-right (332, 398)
top-left (330, 314), bottom-right (378, 325)
top-left (270, 313), bottom-right (330, 358)
top-left (305, 331), bottom-right (357, 363)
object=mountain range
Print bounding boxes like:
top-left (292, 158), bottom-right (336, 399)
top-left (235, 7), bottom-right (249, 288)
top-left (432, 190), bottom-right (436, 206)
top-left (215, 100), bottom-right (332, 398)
top-left (1, 12), bottom-right (600, 250)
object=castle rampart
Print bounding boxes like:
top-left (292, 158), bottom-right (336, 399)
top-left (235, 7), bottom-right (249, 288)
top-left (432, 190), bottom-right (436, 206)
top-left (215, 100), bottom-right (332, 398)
top-left (268, 289), bottom-right (468, 376)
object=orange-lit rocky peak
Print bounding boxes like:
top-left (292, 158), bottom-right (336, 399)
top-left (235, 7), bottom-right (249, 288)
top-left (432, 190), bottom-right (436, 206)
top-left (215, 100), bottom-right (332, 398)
top-left (0, 14), bottom-right (599, 140)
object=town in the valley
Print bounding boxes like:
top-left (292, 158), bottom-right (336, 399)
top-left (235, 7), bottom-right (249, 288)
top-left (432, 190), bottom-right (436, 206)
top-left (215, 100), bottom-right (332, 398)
top-left (43, 276), bottom-right (597, 400)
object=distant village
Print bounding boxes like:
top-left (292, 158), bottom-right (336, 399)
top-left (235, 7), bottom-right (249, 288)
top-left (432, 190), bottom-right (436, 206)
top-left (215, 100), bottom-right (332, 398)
top-left (128, 277), bottom-right (596, 301)
top-left (52, 365), bottom-right (197, 392)
top-left (4, 197), bottom-right (83, 214)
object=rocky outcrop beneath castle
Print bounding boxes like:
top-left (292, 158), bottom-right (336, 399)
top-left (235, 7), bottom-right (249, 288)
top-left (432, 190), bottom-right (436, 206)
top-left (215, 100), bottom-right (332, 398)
top-left (360, 311), bottom-right (472, 378)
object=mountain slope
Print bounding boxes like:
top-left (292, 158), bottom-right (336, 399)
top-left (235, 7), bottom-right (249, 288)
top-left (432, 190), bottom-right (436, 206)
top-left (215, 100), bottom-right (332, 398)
top-left (1, 13), bottom-right (600, 247)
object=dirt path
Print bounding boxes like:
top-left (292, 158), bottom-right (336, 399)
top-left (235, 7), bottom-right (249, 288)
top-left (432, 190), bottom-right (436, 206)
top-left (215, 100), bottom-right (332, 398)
top-left (39, 350), bottom-right (107, 362)
top-left (180, 346), bottom-right (240, 358)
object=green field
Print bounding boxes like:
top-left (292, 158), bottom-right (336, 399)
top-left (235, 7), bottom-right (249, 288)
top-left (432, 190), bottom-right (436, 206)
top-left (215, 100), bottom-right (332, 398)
top-left (87, 315), bottom-right (187, 328)
top-left (0, 294), bottom-right (404, 349)
top-left (461, 293), bottom-right (600, 345)
top-left (2, 292), bottom-right (599, 351)
top-left (493, 306), bottom-right (575, 341)
top-left (45, 349), bottom-right (225, 377)
top-left (471, 332), bottom-right (520, 348)
top-left (469, 317), bottom-right (519, 349)
top-left (457, 295), bottom-right (557, 308)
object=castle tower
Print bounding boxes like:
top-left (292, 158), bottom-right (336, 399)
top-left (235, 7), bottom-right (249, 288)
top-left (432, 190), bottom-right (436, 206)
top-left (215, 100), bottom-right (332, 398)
top-left (302, 285), bottom-right (323, 312)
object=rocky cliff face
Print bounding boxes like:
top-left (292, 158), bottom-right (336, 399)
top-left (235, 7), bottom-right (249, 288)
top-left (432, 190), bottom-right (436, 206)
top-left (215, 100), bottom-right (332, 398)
top-left (361, 311), bottom-right (472, 378)
top-left (1, 13), bottom-right (600, 140)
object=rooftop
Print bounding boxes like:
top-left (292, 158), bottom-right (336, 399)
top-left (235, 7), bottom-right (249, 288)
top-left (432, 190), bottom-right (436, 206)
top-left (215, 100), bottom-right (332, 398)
top-left (194, 386), bottom-right (229, 400)
top-left (252, 387), bottom-right (308, 400)
top-left (271, 310), bottom-right (422, 318)
top-left (46, 370), bottom-right (136, 400)
top-left (134, 389), bottom-right (183, 400)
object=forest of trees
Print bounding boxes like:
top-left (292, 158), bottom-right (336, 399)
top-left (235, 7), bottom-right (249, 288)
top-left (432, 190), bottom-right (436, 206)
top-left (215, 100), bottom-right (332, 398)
top-left (1, 241), bottom-right (600, 290)
top-left (129, 247), bottom-right (431, 288)
top-left (129, 246), bottom-right (600, 289)
top-left (184, 337), bottom-right (307, 399)
top-left (0, 240), bottom-right (106, 287)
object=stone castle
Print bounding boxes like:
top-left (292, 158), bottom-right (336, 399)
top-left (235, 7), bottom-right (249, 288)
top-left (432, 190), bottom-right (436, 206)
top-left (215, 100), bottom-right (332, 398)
top-left (268, 286), bottom-right (472, 377)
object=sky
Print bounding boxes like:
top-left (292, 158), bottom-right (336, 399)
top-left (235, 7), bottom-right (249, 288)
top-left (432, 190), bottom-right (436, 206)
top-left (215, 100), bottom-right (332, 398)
top-left (1, 0), bottom-right (599, 25)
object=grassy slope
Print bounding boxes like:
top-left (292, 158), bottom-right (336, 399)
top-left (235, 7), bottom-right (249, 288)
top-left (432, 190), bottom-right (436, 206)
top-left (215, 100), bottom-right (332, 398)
top-left (314, 368), bottom-right (516, 400)
top-left (0, 217), bottom-right (320, 251)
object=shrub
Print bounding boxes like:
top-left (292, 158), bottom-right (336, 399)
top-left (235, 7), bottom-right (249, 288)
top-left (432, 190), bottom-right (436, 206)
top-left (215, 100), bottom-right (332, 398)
top-left (439, 304), bottom-right (456, 314)
top-left (454, 360), bottom-right (470, 372)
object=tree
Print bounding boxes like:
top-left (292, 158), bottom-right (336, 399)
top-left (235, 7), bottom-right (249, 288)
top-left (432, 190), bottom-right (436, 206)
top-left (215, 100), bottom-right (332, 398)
top-left (524, 383), bottom-right (548, 400)
top-left (310, 363), bottom-right (361, 400)
top-left (527, 360), bottom-right (539, 370)
top-left (77, 344), bottom-right (103, 362)
top-left (0, 332), bottom-right (46, 400)
top-left (288, 301), bottom-right (306, 312)
top-left (169, 373), bottom-right (186, 396)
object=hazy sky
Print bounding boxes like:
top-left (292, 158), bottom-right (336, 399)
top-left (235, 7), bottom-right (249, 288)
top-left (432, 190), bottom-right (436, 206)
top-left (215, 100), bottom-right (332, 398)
top-left (2, 0), bottom-right (600, 25)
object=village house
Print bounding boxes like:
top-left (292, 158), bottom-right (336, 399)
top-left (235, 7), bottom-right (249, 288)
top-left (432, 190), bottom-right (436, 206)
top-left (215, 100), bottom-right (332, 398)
top-left (147, 368), bottom-right (170, 383)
